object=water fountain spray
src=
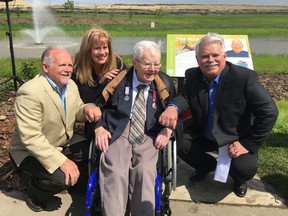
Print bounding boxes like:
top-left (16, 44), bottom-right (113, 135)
top-left (21, 0), bottom-right (66, 45)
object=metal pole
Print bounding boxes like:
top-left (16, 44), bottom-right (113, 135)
top-left (0, 0), bottom-right (24, 91)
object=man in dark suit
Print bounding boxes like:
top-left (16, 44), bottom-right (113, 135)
top-left (159, 33), bottom-right (278, 198)
top-left (94, 40), bottom-right (175, 215)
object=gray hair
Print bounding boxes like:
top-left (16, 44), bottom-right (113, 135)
top-left (195, 33), bottom-right (226, 57)
top-left (41, 46), bottom-right (67, 67)
top-left (133, 40), bottom-right (161, 61)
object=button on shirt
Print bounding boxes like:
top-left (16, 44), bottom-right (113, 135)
top-left (203, 74), bottom-right (221, 141)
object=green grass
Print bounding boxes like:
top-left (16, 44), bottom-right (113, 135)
top-left (1, 54), bottom-right (288, 81)
top-left (0, 10), bottom-right (288, 202)
top-left (1, 13), bottom-right (288, 39)
top-left (258, 101), bottom-right (288, 201)
top-left (252, 54), bottom-right (288, 74)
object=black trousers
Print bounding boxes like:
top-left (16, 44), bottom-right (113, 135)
top-left (178, 136), bottom-right (258, 184)
top-left (19, 140), bottom-right (89, 203)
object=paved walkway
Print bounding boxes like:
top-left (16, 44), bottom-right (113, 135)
top-left (0, 161), bottom-right (287, 216)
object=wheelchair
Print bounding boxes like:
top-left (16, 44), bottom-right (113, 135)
top-left (85, 136), bottom-right (177, 216)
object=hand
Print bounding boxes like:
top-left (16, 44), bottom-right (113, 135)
top-left (99, 69), bottom-right (119, 84)
top-left (95, 126), bottom-right (111, 153)
top-left (228, 141), bottom-right (249, 158)
top-left (159, 106), bottom-right (178, 129)
top-left (155, 127), bottom-right (173, 150)
top-left (84, 103), bottom-right (102, 122)
top-left (60, 159), bottom-right (80, 186)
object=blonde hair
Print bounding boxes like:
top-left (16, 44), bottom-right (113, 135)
top-left (73, 26), bottom-right (124, 87)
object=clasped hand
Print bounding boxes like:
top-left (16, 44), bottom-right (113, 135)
top-left (84, 103), bottom-right (102, 122)
top-left (228, 141), bottom-right (249, 158)
top-left (158, 106), bottom-right (178, 129)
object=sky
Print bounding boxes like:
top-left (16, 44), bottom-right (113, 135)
top-left (28, 0), bottom-right (288, 6)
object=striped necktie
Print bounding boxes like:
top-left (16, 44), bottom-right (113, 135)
top-left (128, 85), bottom-right (146, 147)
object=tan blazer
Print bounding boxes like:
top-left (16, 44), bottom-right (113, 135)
top-left (9, 74), bottom-right (87, 174)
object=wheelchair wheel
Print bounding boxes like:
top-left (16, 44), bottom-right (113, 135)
top-left (85, 170), bottom-right (101, 216)
top-left (167, 139), bottom-right (177, 192)
top-left (88, 140), bottom-right (96, 176)
top-left (86, 140), bottom-right (102, 216)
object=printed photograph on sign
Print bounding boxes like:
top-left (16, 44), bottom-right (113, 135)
top-left (166, 34), bottom-right (253, 77)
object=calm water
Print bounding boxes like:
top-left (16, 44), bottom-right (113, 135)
top-left (112, 37), bottom-right (288, 56)
top-left (0, 37), bottom-right (287, 59)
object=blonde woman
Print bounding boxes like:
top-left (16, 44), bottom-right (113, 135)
top-left (72, 26), bottom-right (127, 139)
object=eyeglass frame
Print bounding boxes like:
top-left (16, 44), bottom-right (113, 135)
top-left (135, 59), bottom-right (161, 68)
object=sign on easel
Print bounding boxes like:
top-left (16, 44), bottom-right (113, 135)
top-left (166, 34), bottom-right (253, 77)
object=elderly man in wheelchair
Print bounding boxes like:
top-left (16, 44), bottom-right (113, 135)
top-left (85, 40), bottom-right (178, 216)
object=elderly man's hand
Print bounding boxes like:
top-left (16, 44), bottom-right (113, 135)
top-left (84, 103), bottom-right (102, 122)
top-left (155, 127), bottom-right (173, 150)
top-left (159, 106), bottom-right (178, 129)
top-left (95, 126), bottom-right (111, 153)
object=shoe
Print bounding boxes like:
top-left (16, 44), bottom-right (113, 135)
top-left (26, 197), bottom-right (46, 212)
top-left (189, 170), bottom-right (209, 182)
top-left (233, 182), bottom-right (248, 198)
top-left (26, 177), bottom-right (46, 212)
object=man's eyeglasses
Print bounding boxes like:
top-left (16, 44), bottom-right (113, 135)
top-left (135, 59), bottom-right (161, 69)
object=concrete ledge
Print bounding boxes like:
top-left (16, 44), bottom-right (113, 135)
top-left (170, 161), bottom-right (286, 207)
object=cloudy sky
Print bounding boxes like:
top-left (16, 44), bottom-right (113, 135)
top-left (28, 0), bottom-right (288, 6)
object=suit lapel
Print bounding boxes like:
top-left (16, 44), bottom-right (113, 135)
top-left (146, 82), bottom-right (157, 129)
top-left (39, 75), bottom-right (66, 126)
top-left (213, 64), bottom-right (229, 120)
top-left (117, 70), bottom-right (133, 122)
top-left (197, 72), bottom-right (208, 119)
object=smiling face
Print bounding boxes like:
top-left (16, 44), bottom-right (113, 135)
top-left (231, 39), bottom-right (244, 54)
top-left (42, 49), bottom-right (73, 91)
top-left (133, 50), bottom-right (161, 84)
top-left (90, 40), bottom-right (110, 66)
top-left (196, 41), bottom-right (226, 82)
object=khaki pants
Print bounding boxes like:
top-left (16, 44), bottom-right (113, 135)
top-left (99, 123), bottom-right (158, 216)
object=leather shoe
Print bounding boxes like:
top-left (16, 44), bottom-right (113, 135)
top-left (189, 170), bottom-right (209, 182)
top-left (233, 182), bottom-right (248, 197)
top-left (26, 177), bottom-right (46, 212)
top-left (26, 197), bottom-right (46, 212)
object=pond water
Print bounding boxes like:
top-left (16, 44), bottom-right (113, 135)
top-left (112, 37), bottom-right (288, 56)
top-left (0, 37), bottom-right (287, 59)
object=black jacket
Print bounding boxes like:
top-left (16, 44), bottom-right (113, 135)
top-left (96, 67), bottom-right (175, 145)
top-left (171, 61), bottom-right (278, 153)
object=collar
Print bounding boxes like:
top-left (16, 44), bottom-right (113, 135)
top-left (203, 73), bottom-right (221, 85)
top-left (42, 72), bottom-right (68, 95)
top-left (132, 69), bottom-right (151, 89)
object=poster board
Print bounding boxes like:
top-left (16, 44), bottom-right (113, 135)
top-left (166, 34), bottom-right (253, 77)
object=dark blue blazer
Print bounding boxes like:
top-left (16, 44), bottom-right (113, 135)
top-left (96, 67), bottom-right (175, 145)
top-left (171, 61), bottom-right (278, 153)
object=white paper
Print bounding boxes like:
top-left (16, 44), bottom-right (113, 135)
top-left (214, 145), bottom-right (231, 183)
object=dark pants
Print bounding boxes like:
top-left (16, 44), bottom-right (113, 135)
top-left (178, 136), bottom-right (258, 184)
top-left (19, 140), bottom-right (89, 203)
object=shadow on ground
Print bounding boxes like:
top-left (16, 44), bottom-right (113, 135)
top-left (170, 160), bottom-right (287, 207)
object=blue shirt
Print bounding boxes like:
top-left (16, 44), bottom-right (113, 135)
top-left (43, 72), bottom-right (68, 113)
top-left (203, 74), bottom-right (221, 141)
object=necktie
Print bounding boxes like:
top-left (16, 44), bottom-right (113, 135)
top-left (128, 85), bottom-right (146, 147)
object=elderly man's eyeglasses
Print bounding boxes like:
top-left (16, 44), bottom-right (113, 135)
top-left (135, 59), bottom-right (161, 69)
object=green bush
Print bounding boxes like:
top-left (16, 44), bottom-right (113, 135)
top-left (20, 61), bottom-right (38, 80)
